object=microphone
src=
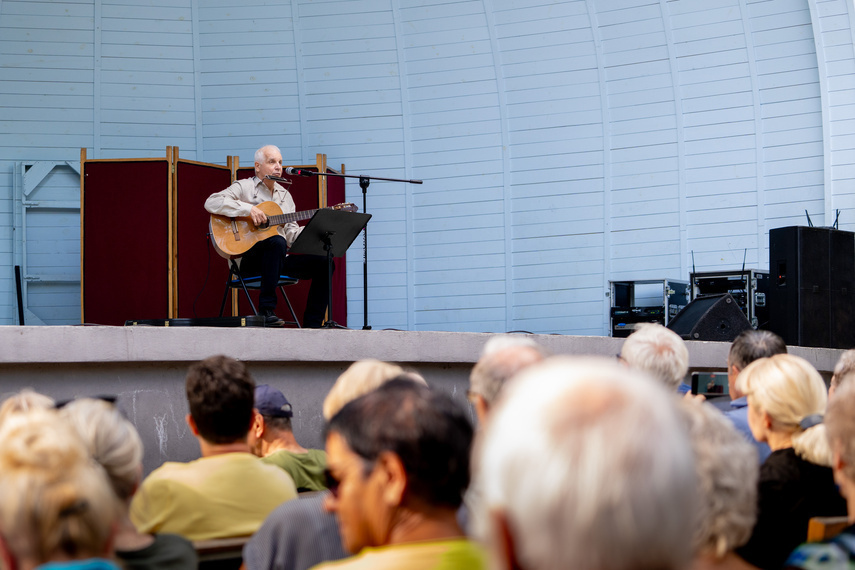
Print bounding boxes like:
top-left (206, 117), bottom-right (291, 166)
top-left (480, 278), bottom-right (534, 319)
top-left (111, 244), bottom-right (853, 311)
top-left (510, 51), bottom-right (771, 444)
top-left (283, 167), bottom-right (314, 176)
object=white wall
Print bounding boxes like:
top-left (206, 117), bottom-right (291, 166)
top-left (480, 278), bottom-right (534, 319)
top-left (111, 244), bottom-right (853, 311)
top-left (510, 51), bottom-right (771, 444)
top-left (1, 0), bottom-right (854, 334)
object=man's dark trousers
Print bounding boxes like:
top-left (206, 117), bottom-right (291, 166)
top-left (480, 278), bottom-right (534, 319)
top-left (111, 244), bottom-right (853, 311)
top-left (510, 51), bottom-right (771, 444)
top-left (239, 235), bottom-right (331, 328)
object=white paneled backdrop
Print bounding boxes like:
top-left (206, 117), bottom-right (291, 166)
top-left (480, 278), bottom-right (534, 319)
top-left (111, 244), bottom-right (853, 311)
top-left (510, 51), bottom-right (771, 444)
top-left (1, 0), bottom-right (854, 334)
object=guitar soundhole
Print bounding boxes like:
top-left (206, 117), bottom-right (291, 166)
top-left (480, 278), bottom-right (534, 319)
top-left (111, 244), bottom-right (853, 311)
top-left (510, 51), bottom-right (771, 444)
top-left (258, 221), bottom-right (270, 230)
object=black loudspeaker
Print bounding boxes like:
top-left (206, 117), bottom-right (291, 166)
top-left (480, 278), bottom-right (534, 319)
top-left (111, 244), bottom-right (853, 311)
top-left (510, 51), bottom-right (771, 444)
top-left (768, 226), bottom-right (855, 348)
top-left (667, 294), bottom-right (752, 342)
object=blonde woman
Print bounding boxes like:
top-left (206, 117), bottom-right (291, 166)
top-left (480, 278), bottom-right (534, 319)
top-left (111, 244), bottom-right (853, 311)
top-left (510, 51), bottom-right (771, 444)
top-left (0, 410), bottom-right (121, 570)
top-left (735, 354), bottom-right (846, 569)
top-left (322, 360), bottom-right (405, 419)
top-left (0, 387), bottom-right (54, 425)
top-left (61, 398), bottom-right (197, 569)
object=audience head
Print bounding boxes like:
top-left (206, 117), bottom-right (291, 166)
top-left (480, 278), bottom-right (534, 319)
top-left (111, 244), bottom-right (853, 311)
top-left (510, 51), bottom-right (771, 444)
top-left (185, 355), bottom-right (255, 445)
top-left (249, 384), bottom-right (295, 455)
top-left (476, 356), bottom-right (697, 570)
top-left (0, 388), bottom-right (54, 426)
top-left (59, 398), bottom-right (144, 504)
top-left (480, 334), bottom-right (542, 357)
top-left (0, 410), bottom-right (118, 568)
top-left (825, 381), bottom-right (855, 497)
top-left (469, 341), bottom-right (546, 424)
top-left (829, 349), bottom-right (855, 399)
top-left (254, 384), bottom-right (294, 430)
top-left (727, 330), bottom-right (787, 399)
top-left (322, 359), bottom-right (406, 420)
top-left (619, 323), bottom-right (689, 391)
top-left (736, 354), bottom-right (830, 465)
top-left (324, 379), bottom-right (473, 554)
top-left (679, 399), bottom-right (758, 560)
top-left (254, 145), bottom-right (281, 168)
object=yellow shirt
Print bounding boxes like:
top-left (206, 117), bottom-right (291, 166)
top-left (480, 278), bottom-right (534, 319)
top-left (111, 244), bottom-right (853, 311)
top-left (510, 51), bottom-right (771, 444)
top-left (130, 453), bottom-right (297, 541)
top-left (310, 539), bottom-right (487, 570)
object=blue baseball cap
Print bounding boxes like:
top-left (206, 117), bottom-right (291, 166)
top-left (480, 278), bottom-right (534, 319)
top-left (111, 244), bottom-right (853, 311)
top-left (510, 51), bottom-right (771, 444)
top-left (254, 384), bottom-right (293, 418)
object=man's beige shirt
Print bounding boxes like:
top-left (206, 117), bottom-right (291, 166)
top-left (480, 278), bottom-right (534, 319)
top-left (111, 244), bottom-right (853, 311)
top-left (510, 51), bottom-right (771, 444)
top-left (205, 176), bottom-right (302, 247)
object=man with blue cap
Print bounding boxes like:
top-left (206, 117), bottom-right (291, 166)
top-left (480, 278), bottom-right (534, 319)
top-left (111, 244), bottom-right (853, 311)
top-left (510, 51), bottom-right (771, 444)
top-left (249, 384), bottom-right (327, 492)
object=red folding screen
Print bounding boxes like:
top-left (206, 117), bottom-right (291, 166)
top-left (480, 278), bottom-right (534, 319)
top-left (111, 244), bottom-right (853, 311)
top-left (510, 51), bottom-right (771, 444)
top-left (173, 158), bottom-right (233, 319)
top-left (81, 154), bottom-right (172, 325)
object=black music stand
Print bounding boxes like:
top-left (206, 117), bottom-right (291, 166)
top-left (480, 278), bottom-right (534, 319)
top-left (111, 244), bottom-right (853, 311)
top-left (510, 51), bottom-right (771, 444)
top-left (289, 209), bottom-right (371, 329)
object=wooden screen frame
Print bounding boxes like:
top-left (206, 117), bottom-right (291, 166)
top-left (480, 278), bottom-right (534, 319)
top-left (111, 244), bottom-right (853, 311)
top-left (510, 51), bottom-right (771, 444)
top-left (80, 147), bottom-right (175, 324)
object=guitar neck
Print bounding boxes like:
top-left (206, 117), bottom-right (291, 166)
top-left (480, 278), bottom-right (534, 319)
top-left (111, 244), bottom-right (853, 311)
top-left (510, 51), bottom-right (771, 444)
top-left (268, 208), bottom-right (321, 227)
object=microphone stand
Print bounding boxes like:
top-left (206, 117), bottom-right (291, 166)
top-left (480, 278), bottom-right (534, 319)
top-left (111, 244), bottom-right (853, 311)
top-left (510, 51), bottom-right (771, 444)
top-left (268, 172), bottom-right (422, 330)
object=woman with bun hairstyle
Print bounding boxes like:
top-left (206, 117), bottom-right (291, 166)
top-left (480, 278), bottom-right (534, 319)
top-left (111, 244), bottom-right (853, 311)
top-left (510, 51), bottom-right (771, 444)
top-left (735, 354), bottom-right (846, 569)
top-left (60, 398), bottom-right (197, 570)
top-left (0, 410), bottom-right (121, 570)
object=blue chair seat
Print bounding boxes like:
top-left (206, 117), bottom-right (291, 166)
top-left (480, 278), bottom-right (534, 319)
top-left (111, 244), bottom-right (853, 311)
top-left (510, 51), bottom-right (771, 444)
top-left (219, 260), bottom-right (300, 327)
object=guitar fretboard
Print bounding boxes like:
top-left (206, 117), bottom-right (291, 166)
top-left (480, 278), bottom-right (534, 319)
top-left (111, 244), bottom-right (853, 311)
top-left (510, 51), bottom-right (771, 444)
top-left (267, 208), bottom-right (323, 227)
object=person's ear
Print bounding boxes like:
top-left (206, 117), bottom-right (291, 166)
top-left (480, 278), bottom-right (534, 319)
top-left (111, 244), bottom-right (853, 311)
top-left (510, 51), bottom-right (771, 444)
top-left (833, 445), bottom-right (846, 472)
top-left (377, 451), bottom-right (407, 507)
top-left (130, 463), bottom-right (143, 498)
top-left (762, 410), bottom-right (774, 429)
top-left (491, 509), bottom-right (524, 570)
top-left (252, 411), bottom-right (264, 437)
top-left (186, 413), bottom-right (199, 436)
top-left (473, 394), bottom-right (490, 426)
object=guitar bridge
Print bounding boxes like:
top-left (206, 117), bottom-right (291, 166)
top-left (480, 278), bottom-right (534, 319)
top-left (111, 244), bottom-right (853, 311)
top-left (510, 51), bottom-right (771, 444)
top-left (230, 219), bottom-right (241, 241)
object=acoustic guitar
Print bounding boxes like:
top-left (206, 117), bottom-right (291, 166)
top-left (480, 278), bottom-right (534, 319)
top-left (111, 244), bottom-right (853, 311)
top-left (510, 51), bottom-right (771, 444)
top-left (209, 200), bottom-right (358, 259)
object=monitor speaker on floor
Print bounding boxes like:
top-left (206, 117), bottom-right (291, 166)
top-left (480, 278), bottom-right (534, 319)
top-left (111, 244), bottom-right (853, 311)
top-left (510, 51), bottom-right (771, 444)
top-left (666, 293), bottom-right (752, 342)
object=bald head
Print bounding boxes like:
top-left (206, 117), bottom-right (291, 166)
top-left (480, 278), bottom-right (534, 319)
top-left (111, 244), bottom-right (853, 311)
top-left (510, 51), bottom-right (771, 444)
top-left (470, 344), bottom-right (546, 408)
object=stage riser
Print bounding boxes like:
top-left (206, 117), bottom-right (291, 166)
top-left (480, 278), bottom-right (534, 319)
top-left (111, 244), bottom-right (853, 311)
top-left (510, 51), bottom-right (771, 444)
top-left (0, 328), bottom-right (842, 475)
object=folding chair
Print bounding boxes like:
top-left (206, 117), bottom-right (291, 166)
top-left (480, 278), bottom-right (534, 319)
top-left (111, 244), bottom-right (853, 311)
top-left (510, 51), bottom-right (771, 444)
top-left (219, 259), bottom-right (301, 328)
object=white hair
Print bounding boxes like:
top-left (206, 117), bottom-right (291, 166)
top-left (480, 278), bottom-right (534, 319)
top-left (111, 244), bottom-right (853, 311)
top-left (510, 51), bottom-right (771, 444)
top-left (0, 410), bottom-right (118, 564)
top-left (736, 354), bottom-right (831, 465)
top-left (60, 398), bottom-right (144, 502)
top-left (826, 380), bottom-right (855, 482)
top-left (480, 334), bottom-right (542, 357)
top-left (830, 348), bottom-right (855, 396)
top-left (679, 399), bottom-right (757, 558)
top-left (477, 356), bottom-right (697, 570)
top-left (470, 344), bottom-right (546, 405)
top-left (254, 145), bottom-right (281, 166)
top-left (620, 323), bottom-right (689, 391)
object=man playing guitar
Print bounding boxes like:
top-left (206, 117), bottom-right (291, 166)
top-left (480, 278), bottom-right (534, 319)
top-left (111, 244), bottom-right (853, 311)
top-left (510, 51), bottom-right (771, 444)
top-left (205, 145), bottom-right (330, 328)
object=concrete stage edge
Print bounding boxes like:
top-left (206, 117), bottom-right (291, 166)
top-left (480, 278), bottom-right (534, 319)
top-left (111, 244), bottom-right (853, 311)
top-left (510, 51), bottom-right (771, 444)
top-left (0, 326), bottom-right (844, 475)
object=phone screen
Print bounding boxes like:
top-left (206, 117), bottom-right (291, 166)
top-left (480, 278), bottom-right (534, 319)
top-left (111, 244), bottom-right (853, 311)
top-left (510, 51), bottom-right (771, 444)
top-left (691, 371), bottom-right (729, 397)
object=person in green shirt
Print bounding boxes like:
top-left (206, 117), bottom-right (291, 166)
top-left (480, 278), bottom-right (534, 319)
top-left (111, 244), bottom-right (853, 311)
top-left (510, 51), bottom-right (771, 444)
top-left (250, 384), bottom-right (327, 492)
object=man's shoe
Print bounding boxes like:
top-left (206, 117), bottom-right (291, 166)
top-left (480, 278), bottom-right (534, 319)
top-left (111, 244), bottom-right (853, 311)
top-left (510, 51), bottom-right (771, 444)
top-left (260, 309), bottom-right (285, 328)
